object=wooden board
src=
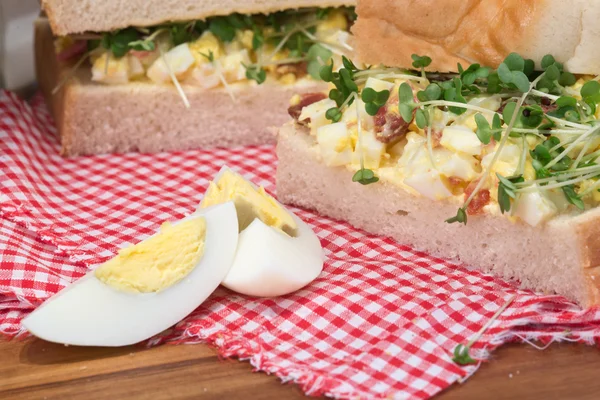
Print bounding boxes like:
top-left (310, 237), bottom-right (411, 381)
top-left (1, 338), bottom-right (600, 399)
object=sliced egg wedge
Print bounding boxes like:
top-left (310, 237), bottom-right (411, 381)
top-left (199, 167), bottom-right (324, 297)
top-left (22, 202), bottom-right (238, 347)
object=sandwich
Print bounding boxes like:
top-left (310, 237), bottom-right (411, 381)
top-left (276, 0), bottom-right (600, 307)
top-left (36, 0), bottom-right (356, 156)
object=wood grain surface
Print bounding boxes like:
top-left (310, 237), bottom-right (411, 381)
top-left (1, 338), bottom-right (599, 399)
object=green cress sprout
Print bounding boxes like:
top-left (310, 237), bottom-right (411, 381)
top-left (320, 56), bottom-right (381, 185)
top-left (352, 168), bottom-right (379, 185)
top-left (411, 54), bottom-right (432, 78)
top-left (313, 50), bottom-right (600, 223)
top-left (452, 295), bottom-right (516, 365)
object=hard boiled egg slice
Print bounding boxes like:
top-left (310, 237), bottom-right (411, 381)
top-left (22, 202), bottom-right (238, 347)
top-left (199, 167), bottom-right (324, 297)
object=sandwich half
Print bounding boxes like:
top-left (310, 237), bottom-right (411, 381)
top-left (276, 0), bottom-right (600, 306)
top-left (37, 0), bottom-right (355, 156)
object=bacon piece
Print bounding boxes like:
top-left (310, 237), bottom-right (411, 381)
top-left (374, 106), bottom-right (410, 143)
top-left (130, 50), bottom-right (153, 59)
top-left (276, 62), bottom-right (308, 79)
top-left (464, 180), bottom-right (490, 215)
top-left (56, 40), bottom-right (87, 62)
top-left (287, 92), bottom-right (328, 122)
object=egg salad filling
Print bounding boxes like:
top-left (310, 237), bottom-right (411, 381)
top-left (290, 53), bottom-right (600, 226)
top-left (54, 7), bottom-right (355, 101)
top-left (94, 217), bottom-right (206, 293)
top-left (200, 169), bottom-right (297, 236)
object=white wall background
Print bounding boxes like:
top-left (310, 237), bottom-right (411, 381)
top-left (1, 0), bottom-right (40, 91)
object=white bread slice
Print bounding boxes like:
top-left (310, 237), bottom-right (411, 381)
top-left (276, 122), bottom-right (600, 307)
top-left (352, 0), bottom-right (600, 75)
top-left (35, 18), bottom-right (327, 156)
top-left (42, 0), bottom-right (355, 36)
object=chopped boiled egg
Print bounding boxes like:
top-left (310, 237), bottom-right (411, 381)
top-left (316, 9), bottom-right (349, 38)
top-left (300, 98), bottom-right (337, 134)
top-left (546, 188), bottom-right (574, 212)
top-left (454, 96), bottom-right (502, 130)
top-left (365, 77), bottom-right (395, 92)
top-left (188, 62), bottom-right (221, 89)
top-left (236, 29), bottom-right (254, 51)
top-left (353, 130), bottom-right (386, 169)
top-left (440, 125), bottom-right (483, 156)
top-left (342, 99), bottom-right (374, 131)
top-left (91, 53), bottom-right (131, 84)
top-left (514, 186), bottom-right (558, 226)
top-left (316, 122), bottom-right (354, 166)
top-left (189, 31), bottom-right (224, 65)
top-left (147, 43), bottom-right (195, 84)
top-left (201, 169), bottom-right (296, 235)
top-left (481, 143), bottom-right (521, 177)
top-left (397, 133), bottom-right (456, 200)
top-left (578, 180), bottom-right (600, 204)
top-left (404, 170), bottom-right (454, 200)
top-left (199, 167), bottom-right (324, 297)
top-left (437, 153), bottom-right (480, 181)
top-left (221, 49), bottom-right (252, 82)
top-left (128, 56), bottom-right (145, 79)
top-left (22, 202), bottom-right (239, 346)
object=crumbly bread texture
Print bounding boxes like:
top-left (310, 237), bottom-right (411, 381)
top-left (276, 122), bottom-right (600, 307)
top-left (352, 0), bottom-right (600, 74)
top-left (42, 0), bottom-right (355, 36)
top-left (35, 19), bottom-right (327, 156)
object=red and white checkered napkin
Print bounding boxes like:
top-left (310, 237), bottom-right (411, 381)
top-left (2, 90), bottom-right (600, 399)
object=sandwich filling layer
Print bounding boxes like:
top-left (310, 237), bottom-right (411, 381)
top-left (289, 54), bottom-right (600, 227)
top-left (54, 7), bottom-right (355, 91)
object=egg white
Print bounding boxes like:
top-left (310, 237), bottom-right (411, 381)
top-left (22, 202), bottom-right (239, 347)
top-left (201, 167), bottom-right (324, 297)
top-left (222, 212), bottom-right (323, 297)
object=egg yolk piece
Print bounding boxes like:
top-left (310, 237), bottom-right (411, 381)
top-left (94, 218), bottom-right (207, 293)
top-left (200, 170), bottom-right (297, 236)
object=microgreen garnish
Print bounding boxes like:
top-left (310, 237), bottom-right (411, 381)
top-left (310, 50), bottom-right (600, 212)
top-left (452, 295), bottom-right (516, 365)
top-left (497, 175), bottom-right (524, 214)
top-left (208, 17), bottom-right (237, 42)
top-left (200, 50), bottom-right (215, 62)
top-left (562, 185), bottom-right (585, 210)
top-left (445, 207), bottom-right (467, 225)
top-left (474, 114), bottom-right (492, 144)
top-left (352, 168), bottom-right (379, 185)
top-left (63, 6), bottom-right (354, 97)
top-left (101, 28), bottom-right (140, 58)
top-left (361, 88), bottom-right (390, 116)
top-left (411, 54), bottom-right (432, 78)
top-left (128, 39), bottom-right (156, 52)
top-left (399, 83), bottom-right (416, 122)
top-left (321, 56), bottom-right (360, 122)
top-left (452, 344), bottom-right (476, 365)
top-left (245, 64), bottom-right (267, 84)
top-left (306, 44), bottom-right (333, 80)
top-left (325, 107), bottom-right (343, 122)
top-left (497, 53), bottom-right (531, 92)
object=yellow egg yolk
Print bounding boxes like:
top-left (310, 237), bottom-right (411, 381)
top-left (200, 170), bottom-right (297, 236)
top-left (94, 218), bottom-right (206, 293)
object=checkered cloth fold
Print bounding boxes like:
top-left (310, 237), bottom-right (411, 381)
top-left (1, 91), bottom-right (599, 399)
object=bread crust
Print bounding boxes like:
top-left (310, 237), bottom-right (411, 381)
top-left (276, 121), bottom-right (600, 307)
top-left (42, 0), bottom-right (355, 36)
top-left (35, 18), bottom-right (328, 156)
top-left (352, 0), bottom-right (600, 74)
